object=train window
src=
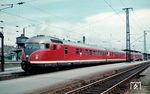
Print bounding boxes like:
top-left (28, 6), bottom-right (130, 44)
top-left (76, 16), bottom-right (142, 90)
top-left (65, 47), bottom-right (68, 54)
top-left (101, 51), bottom-right (103, 56)
top-left (105, 52), bottom-right (107, 56)
top-left (85, 49), bottom-right (88, 55)
top-left (80, 49), bottom-right (82, 52)
top-left (45, 44), bottom-right (50, 49)
top-left (39, 43), bottom-right (50, 50)
top-left (90, 50), bottom-right (92, 55)
top-left (53, 44), bottom-right (57, 50)
top-left (25, 43), bottom-right (40, 49)
top-left (92, 50), bottom-right (95, 55)
top-left (76, 48), bottom-right (79, 54)
top-left (97, 51), bottom-right (99, 55)
top-left (110, 52), bottom-right (112, 56)
top-left (95, 51), bottom-right (98, 55)
top-left (99, 51), bottom-right (101, 56)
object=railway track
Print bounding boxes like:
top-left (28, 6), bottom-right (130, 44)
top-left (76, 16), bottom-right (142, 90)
top-left (65, 62), bottom-right (150, 94)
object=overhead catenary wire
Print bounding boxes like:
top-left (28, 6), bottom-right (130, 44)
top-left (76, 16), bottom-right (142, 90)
top-left (0, 11), bottom-right (41, 24)
top-left (131, 11), bottom-right (145, 30)
top-left (119, 0), bottom-right (126, 7)
top-left (103, 0), bottom-right (144, 33)
top-left (25, 2), bottom-right (74, 22)
top-left (130, 35), bottom-right (144, 45)
top-left (103, 0), bottom-right (125, 21)
top-left (0, 9), bottom-right (73, 33)
top-left (3, 1), bottom-right (85, 37)
top-left (118, 0), bottom-right (145, 32)
top-left (24, 0), bottom-right (126, 35)
top-left (1, 0), bottom-right (124, 38)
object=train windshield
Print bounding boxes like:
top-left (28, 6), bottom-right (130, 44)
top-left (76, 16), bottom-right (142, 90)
top-left (25, 43), bottom-right (49, 50)
top-left (25, 43), bottom-right (40, 49)
top-left (24, 43), bottom-right (50, 56)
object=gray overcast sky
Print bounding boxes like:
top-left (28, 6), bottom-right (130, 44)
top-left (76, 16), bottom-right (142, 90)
top-left (0, 0), bottom-right (150, 52)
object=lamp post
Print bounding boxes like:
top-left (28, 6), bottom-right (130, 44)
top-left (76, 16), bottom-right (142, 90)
top-left (0, 27), bottom-right (4, 71)
top-left (16, 25), bottom-right (32, 36)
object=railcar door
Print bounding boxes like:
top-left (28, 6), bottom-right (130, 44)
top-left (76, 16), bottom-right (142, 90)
top-left (50, 43), bottom-right (63, 61)
top-left (64, 46), bottom-right (68, 59)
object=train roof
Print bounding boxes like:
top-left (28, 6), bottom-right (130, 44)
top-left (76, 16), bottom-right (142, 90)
top-left (27, 35), bottom-right (125, 53)
top-left (122, 49), bottom-right (142, 53)
top-left (26, 35), bottom-right (52, 44)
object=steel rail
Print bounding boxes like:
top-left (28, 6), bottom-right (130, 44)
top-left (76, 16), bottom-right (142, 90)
top-left (102, 63), bottom-right (149, 94)
top-left (65, 62), bottom-right (150, 94)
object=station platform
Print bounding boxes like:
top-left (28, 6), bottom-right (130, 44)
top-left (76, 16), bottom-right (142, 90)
top-left (0, 61), bottom-right (22, 75)
top-left (0, 61), bottom-right (149, 94)
top-left (0, 67), bottom-right (23, 75)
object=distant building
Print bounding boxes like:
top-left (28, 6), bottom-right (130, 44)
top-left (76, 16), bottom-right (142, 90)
top-left (0, 45), bottom-right (16, 61)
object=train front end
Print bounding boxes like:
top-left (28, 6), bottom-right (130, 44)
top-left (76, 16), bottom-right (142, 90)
top-left (21, 35), bottom-right (51, 72)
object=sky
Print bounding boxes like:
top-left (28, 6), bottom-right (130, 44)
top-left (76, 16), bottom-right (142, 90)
top-left (0, 0), bottom-right (150, 53)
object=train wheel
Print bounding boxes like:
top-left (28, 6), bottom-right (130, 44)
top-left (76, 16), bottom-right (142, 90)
top-left (21, 62), bottom-right (32, 72)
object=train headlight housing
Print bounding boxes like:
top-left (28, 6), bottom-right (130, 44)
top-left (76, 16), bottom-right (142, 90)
top-left (35, 54), bottom-right (39, 60)
top-left (26, 55), bottom-right (29, 60)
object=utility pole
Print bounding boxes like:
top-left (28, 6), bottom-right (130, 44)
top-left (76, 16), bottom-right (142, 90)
top-left (23, 28), bottom-right (25, 35)
top-left (123, 8), bottom-right (133, 62)
top-left (144, 30), bottom-right (150, 60)
top-left (144, 31), bottom-right (147, 54)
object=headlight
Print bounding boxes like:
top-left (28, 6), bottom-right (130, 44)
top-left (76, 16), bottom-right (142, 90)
top-left (26, 55), bottom-right (29, 58)
top-left (35, 54), bottom-right (39, 60)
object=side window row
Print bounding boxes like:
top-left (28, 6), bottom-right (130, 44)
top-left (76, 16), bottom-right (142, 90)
top-left (64, 47), bottom-right (108, 56)
top-left (109, 52), bottom-right (125, 57)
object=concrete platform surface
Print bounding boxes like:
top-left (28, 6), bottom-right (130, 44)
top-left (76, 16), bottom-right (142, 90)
top-left (0, 67), bottom-right (23, 75)
top-left (0, 61), bottom-right (147, 94)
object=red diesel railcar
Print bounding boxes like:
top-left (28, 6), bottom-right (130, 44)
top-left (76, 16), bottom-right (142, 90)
top-left (21, 35), bottom-right (143, 72)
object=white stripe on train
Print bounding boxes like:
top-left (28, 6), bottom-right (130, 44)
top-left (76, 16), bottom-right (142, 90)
top-left (30, 59), bottom-right (126, 64)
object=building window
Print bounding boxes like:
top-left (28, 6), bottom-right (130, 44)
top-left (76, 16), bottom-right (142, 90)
top-left (65, 47), bottom-right (68, 54)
